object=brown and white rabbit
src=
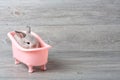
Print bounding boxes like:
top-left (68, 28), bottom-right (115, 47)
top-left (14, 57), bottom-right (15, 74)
top-left (14, 26), bottom-right (40, 49)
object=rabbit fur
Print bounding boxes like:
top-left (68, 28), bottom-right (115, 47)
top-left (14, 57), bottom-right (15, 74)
top-left (14, 26), bottom-right (40, 49)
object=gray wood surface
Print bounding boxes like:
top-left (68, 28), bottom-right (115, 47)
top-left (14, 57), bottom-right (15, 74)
top-left (0, 0), bottom-right (120, 80)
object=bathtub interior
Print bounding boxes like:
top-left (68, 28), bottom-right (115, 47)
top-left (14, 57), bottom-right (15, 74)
top-left (8, 31), bottom-right (51, 51)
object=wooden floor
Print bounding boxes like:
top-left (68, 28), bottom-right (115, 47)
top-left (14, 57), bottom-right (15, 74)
top-left (1, 50), bottom-right (120, 80)
top-left (0, 0), bottom-right (120, 80)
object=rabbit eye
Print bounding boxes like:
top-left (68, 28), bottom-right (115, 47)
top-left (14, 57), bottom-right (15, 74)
top-left (26, 42), bottom-right (30, 44)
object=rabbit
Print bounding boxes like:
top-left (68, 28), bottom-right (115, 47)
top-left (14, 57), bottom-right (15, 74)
top-left (14, 26), bottom-right (40, 49)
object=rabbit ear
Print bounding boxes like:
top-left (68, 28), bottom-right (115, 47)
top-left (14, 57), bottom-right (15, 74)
top-left (15, 31), bottom-right (26, 38)
top-left (26, 26), bottom-right (31, 33)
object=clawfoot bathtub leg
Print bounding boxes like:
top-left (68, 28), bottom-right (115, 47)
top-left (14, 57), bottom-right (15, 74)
top-left (40, 65), bottom-right (47, 71)
top-left (15, 59), bottom-right (20, 64)
top-left (28, 65), bottom-right (34, 73)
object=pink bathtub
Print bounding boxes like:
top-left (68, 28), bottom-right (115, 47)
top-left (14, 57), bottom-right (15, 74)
top-left (7, 31), bottom-right (51, 73)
